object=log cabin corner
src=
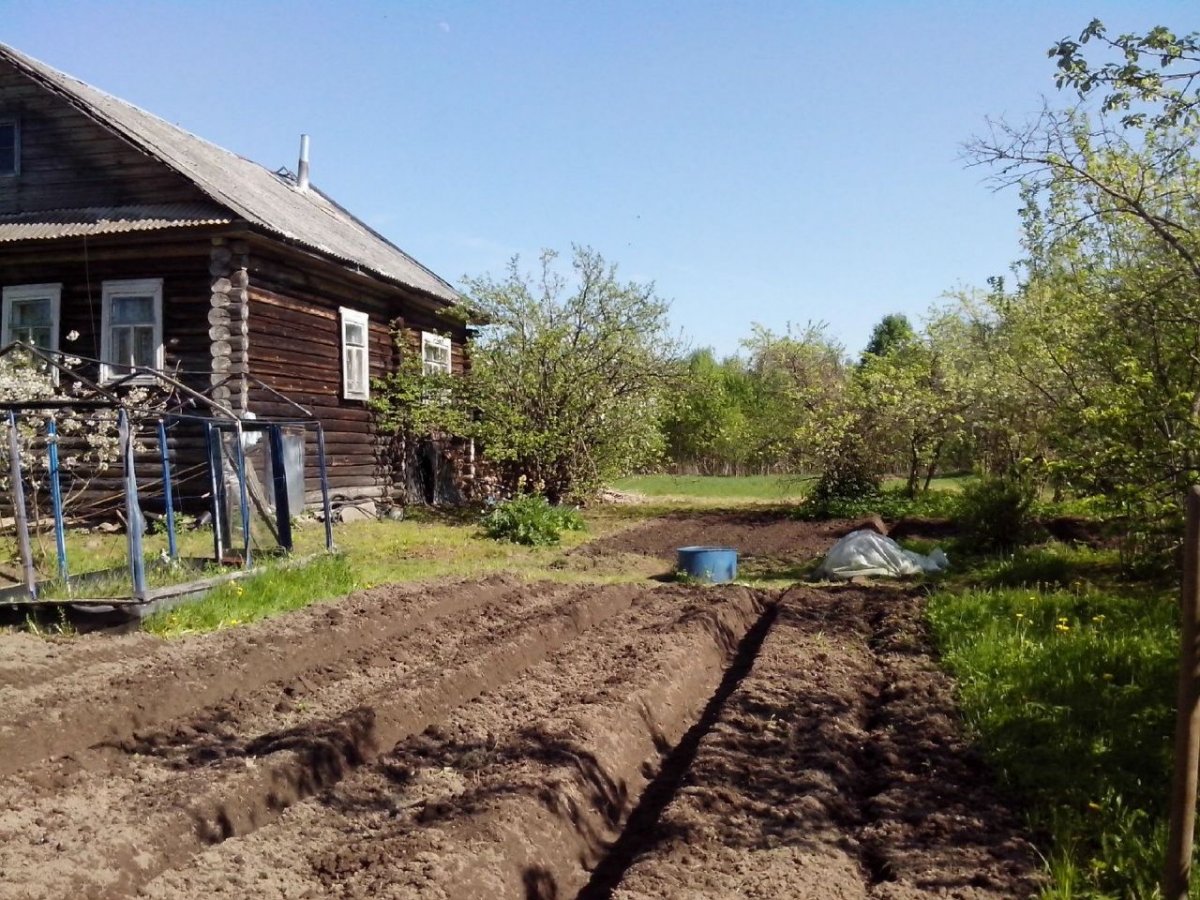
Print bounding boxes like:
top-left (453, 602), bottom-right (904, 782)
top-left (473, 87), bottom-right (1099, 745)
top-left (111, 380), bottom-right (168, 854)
top-left (0, 42), bottom-right (474, 510)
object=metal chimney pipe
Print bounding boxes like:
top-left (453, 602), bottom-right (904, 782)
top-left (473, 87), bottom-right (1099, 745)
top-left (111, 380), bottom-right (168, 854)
top-left (297, 134), bottom-right (310, 191)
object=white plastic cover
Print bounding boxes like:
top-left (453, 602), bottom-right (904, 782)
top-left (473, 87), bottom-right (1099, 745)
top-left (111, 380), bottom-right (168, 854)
top-left (815, 530), bottom-right (949, 580)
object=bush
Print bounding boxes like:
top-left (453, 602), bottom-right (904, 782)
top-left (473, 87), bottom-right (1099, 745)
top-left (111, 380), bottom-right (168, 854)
top-left (798, 484), bottom-right (961, 521)
top-left (956, 475), bottom-right (1037, 551)
top-left (481, 495), bottom-right (585, 546)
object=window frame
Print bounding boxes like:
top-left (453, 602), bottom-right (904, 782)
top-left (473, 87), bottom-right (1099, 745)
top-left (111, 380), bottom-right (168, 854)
top-left (100, 278), bottom-right (164, 383)
top-left (339, 307), bottom-right (371, 401)
top-left (0, 118), bottom-right (19, 177)
top-left (421, 331), bottom-right (452, 376)
top-left (1, 283), bottom-right (61, 354)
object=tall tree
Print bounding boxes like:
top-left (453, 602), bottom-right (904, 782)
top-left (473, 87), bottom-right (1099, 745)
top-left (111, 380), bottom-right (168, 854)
top-left (463, 246), bottom-right (679, 502)
top-left (860, 313), bottom-right (916, 362)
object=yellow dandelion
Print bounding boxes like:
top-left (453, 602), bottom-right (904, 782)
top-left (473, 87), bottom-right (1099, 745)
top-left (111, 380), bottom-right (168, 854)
top-left (1015, 612), bottom-right (1025, 620)
top-left (1056, 623), bottom-right (1070, 633)
top-left (1087, 801), bottom-right (1102, 813)
top-left (1092, 615), bottom-right (1106, 624)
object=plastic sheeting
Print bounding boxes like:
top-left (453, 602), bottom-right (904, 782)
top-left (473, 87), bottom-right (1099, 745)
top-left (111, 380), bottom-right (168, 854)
top-left (815, 529), bottom-right (949, 580)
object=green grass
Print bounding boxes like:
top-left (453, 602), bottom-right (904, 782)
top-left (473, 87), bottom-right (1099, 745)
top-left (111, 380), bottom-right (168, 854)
top-left (928, 543), bottom-right (1183, 898)
top-left (611, 473), bottom-right (811, 501)
top-left (142, 554), bottom-right (359, 637)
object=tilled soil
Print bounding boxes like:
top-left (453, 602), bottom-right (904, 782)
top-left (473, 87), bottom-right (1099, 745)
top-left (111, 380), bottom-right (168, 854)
top-left (0, 513), bottom-right (1042, 899)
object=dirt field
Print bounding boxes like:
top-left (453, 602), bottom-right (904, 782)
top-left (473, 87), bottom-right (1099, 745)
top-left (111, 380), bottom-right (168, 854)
top-left (0, 513), bottom-right (1041, 899)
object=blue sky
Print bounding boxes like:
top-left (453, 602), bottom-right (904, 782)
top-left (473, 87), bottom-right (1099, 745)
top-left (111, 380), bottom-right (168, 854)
top-left (3, 1), bottom-right (1193, 356)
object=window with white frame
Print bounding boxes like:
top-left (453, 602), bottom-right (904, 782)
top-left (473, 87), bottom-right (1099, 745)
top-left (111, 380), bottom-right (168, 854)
top-left (340, 307), bottom-right (370, 400)
top-left (421, 331), bottom-right (452, 376)
top-left (100, 278), bottom-right (163, 381)
top-left (2, 284), bottom-right (60, 354)
top-left (0, 119), bottom-right (18, 177)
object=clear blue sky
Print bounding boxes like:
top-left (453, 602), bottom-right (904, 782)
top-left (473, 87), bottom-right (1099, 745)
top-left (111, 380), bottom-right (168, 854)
top-left (3, 1), bottom-right (1193, 357)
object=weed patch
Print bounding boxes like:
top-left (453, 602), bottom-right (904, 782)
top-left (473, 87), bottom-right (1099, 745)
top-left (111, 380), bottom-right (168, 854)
top-left (142, 554), bottom-right (357, 638)
top-left (928, 574), bottom-right (1181, 898)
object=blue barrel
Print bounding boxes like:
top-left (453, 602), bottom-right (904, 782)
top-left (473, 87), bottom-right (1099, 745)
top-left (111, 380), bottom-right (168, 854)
top-left (676, 546), bottom-right (738, 584)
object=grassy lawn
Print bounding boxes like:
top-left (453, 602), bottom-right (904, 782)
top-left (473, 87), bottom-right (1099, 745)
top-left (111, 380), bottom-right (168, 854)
top-left (928, 544), bottom-right (1182, 898)
top-left (612, 473), bottom-right (811, 502)
top-left (77, 508), bottom-right (657, 643)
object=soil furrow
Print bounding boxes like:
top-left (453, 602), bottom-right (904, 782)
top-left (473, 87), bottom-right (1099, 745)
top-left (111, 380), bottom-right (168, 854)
top-left (606, 587), bottom-right (879, 899)
top-left (603, 586), bottom-right (1043, 900)
top-left (0, 575), bottom-right (517, 776)
top-left (0, 581), bottom-right (645, 900)
top-left (854, 592), bottom-right (1043, 899)
top-left (137, 585), bottom-right (772, 900)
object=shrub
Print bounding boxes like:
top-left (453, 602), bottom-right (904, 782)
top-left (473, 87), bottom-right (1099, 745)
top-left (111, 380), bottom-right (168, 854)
top-left (956, 475), bottom-right (1037, 551)
top-left (481, 495), bottom-right (585, 546)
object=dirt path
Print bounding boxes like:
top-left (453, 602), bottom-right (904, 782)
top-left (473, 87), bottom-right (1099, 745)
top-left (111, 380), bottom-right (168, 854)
top-left (0, 513), bottom-right (1041, 899)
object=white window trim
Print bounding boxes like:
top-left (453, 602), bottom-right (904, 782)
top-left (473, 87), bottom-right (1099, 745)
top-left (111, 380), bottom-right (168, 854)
top-left (421, 331), bottom-right (452, 376)
top-left (339, 307), bottom-right (371, 401)
top-left (100, 278), bottom-right (164, 383)
top-left (0, 118), bottom-right (19, 177)
top-left (1, 283), bottom-right (61, 352)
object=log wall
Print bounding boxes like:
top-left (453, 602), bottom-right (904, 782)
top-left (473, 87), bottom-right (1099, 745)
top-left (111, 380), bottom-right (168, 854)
top-left (0, 59), bottom-right (207, 215)
top-left (244, 238), bottom-right (470, 502)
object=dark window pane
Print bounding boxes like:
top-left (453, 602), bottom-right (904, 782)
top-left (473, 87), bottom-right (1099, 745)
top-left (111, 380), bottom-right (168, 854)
top-left (0, 123), bottom-right (15, 175)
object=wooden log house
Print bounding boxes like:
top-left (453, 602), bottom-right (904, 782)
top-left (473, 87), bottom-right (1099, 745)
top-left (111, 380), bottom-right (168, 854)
top-left (0, 42), bottom-right (473, 508)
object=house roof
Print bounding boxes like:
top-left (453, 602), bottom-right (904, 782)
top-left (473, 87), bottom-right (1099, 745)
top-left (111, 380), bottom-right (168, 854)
top-left (0, 43), bottom-right (464, 306)
top-left (0, 203), bottom-right (232, 242)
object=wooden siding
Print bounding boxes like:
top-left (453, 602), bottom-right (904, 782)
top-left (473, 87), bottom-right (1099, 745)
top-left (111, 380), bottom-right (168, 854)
top-left (0, 60), bottom-right (206, 215)
top-left (244, 239), bottom-right (469, 501)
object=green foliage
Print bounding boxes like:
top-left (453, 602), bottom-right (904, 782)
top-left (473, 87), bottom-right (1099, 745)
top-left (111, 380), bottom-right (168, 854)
top-left (955, 476), bottom-right (1038, 552)
top-left (369, 340), bottom-right (471, 440)
top-left (480, 495), bottom-right (585, 546)
top-left (1050, 19), bottom-right (1200, 130)
top-left (798, 483), bottom-right (961, 521)
top-left (464, 246), bottom-right (678, 502)
top-left (928, 575), bottom-right (1180, 898)
top-left (860, 312), bottom-right (915, 362)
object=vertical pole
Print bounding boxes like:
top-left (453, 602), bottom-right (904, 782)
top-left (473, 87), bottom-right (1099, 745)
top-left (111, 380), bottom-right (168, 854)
top-left (268, 425), bottom-right (293, 552)
top-left (205, 422), bottom-right (225, 563)
top-left (119, 410), bottom-right (147, 601)
top-left (1165, 484), bottom-right (1200, 899)
top-left (233, 421), bottom-right (252, 568)
top-left (8, 413), bottom-right (36, 599)
top-left (157, 419), bottom-right (178, 560)
top-left (46, 418), bottom-right (68, 580)
top-left (316, 423), bottom-right (333, 551)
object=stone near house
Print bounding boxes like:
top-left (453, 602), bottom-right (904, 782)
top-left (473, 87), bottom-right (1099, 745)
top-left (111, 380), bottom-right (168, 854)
top-left (338, 500), bottom-right (378, 523)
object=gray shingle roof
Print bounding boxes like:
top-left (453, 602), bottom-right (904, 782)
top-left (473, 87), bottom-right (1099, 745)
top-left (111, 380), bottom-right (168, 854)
top-left (0, 43), bottom-right (463, 306)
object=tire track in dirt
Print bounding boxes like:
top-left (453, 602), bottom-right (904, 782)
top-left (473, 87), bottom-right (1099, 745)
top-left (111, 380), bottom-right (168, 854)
top-left (137, 585), bottom-right (773, 900)
top-left (0, 581), bottom-right (650, 900)
top-left (0, 575), bottom-right (520, 777)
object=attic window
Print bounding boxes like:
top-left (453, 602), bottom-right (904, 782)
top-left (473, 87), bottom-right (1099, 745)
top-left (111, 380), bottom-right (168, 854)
top-left (0, 120), bottom-right (17, 176)
top-left (340, 308), bottom-right (370, 400)
top-left (422, 332), bottom-right (452, 376)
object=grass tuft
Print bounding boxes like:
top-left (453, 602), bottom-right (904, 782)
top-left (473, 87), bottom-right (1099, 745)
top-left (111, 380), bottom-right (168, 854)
top-left (142, 554), bottom-right (357, 638)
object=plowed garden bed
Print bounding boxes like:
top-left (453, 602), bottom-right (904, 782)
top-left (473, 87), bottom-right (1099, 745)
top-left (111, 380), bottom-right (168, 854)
top-left (0, 513), bottom-right (1040, 899)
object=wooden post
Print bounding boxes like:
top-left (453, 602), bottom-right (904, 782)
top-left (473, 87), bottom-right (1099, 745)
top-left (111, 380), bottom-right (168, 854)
top-left (1165, 484), bottom-right (1200, 899)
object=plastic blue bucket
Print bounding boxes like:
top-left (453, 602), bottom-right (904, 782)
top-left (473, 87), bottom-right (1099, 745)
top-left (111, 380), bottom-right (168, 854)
top-left (676, 546), bottom-right (738, 584)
